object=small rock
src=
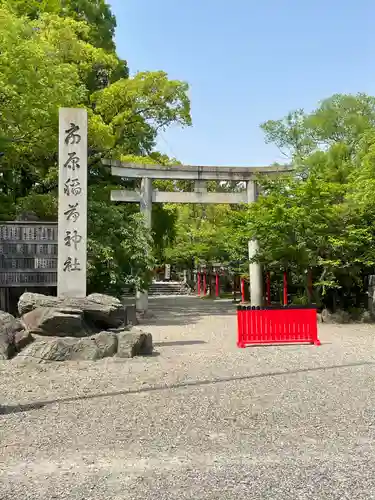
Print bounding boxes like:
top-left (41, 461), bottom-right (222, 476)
top-left (360, 310), bottom-right (374, 323)
top-left (142, 332), bottom-right (154, 356)
top-left (117, 329), bottom-right (153, 358)
top-left (0, 311), bottom-right (24, 359)
top-left (116, 332), bottom-right (144, 359)
top-left (321, 309), bottom-right (351, 324)
top-left (70, 338), bottom-right (100, 361)
top-left (92, 331), bottom-right (118, 358)
top-left (14, 330), bottom-right (34, 352)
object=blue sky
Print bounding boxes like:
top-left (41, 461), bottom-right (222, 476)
top-left (108, 0), bottom-right (374, 166)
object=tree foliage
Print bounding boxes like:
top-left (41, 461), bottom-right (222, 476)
top-left (162, 93), bottom-right (375, 309)
top-left (228, 94), bottom-right (375, 309)
top-left (0, 3), bottom-right (192, 295)
top-left (165, 204), bottom-right (232, 268)
top-left (1, 0), bottom-right (117, 50)
top-left (261, 93), bottom-right (375, 159)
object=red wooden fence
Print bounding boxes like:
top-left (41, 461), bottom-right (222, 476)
top-left (237, 306), bottom-right (320, 347)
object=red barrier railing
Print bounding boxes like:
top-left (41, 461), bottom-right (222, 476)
top-left (237, 306), bottom-right (320, 347)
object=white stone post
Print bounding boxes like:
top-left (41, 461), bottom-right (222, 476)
top-left (136, 177), bottom-right (152, 311)
top-left (58, 108), bottom-right (87, 298)
top-left (165, 264), bottom-right (171, 280)
top-left (247, 180), bottom-right (263, 307)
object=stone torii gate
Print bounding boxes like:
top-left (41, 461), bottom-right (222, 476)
top-left (103, 160), bottom-right (292, 311)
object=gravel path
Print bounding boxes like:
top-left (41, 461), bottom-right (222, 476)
top-left (1, 297), bottom-right (375, 499)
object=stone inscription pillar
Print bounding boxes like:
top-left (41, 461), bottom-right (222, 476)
top-left (58, 108), bottom-right (87, 298)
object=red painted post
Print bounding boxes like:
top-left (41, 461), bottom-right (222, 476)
top-left (215, 273), bottom-right (220, 298)
top-left (283, 271), bottom-right (288, 306)
top-left (310, 308), bottom-right (321, 346)
top-left (266, 272), bottom-right (271, 306)
top-left (236, 307), bottom-right (244, 347)
top-left (241, 278), bottom-right (245, 303)
top-left (197, 272), bottom-right (201, 296)
top-left (203, 273), bottom-right (207, 296)
top-left (237, 306), bottom-right (246, 348)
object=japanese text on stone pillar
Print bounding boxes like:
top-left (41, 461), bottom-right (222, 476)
top-left (58, 109), bottom-right (87, 297)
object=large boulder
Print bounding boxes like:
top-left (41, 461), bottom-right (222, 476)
top-left (15, 331), bottom-right (118, 364)
top-left (87, 293), bottom-right (122, 308)
top-left (18, 293), bottom-right (59, 316)
top-left (321, 309), bottom-right (351, 324)
top-left (18, 292), bottom-right (126, 330)
top-left (82, 293), bottom-right (126, 329)
top-left (0, 311), bottom-right (24, 359)
top-left (21, 307), bottom-right (87, 338)
top-left (117, 328), bottom-right (153, 358)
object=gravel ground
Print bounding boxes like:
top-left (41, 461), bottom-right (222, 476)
top-left (1, 296), bottom-right (375, 499)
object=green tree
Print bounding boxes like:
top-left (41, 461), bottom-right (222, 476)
top-left (261, 93), bottom-right (375, 160)
top-left (0, 5), bottom-right (192, 295)
top-left (229, 94), bottom-right (375, 309)
top-left (0, 8), bottom-right (118, 197)
top-left (91, 71), bottom-right (191, 157)
top-left (0, 0), bottom-right (61, 17)
top-left (62, 0), bottom-right (117, 51)
top-left (165, 204), bottom-right (232, 268)
top-left (1, 0), bottom-right (117, 51)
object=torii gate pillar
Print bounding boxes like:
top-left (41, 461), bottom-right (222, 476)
top-left (247, 181), bottom-right (263, 307)
top-left (137, 177), bottom-right (152, 312)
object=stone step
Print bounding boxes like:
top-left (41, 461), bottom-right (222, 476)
top-left (151, 288), bottom-right (181, 291)
top-left (123, 281), bottom-right (191, 297)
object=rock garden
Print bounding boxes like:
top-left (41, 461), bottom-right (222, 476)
top-left (0, 292), bottom-right (153, 363)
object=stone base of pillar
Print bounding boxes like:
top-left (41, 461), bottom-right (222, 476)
top-left (249, 262), bottom-right (263, 307)
top-left (136, 291), bottom-right (148, 313)
top-left (248, 240), bottom-right (263, 307)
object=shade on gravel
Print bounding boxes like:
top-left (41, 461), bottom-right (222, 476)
top-left (1, 297), bottom-right (375, 499)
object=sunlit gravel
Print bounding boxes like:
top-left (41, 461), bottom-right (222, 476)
top-left (1, 297), bottom-right (375, 499)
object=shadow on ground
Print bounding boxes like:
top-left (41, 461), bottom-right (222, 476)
top-left (154, 340), bottom-right (207, 347)
top-left (2, 361), bottom-right (373, 416)
top-left (137, 296), bottom-right (237, 327)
